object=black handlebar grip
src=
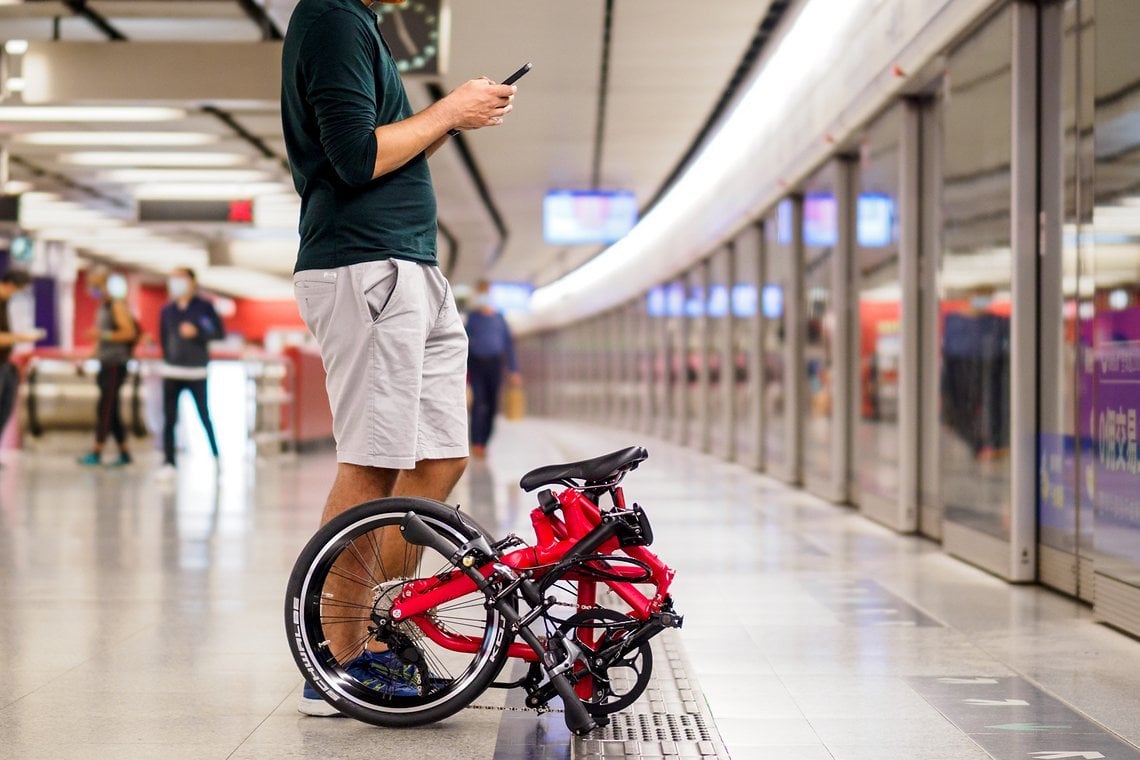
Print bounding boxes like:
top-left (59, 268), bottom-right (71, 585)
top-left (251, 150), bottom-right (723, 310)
top-left (400, 511), bottom-right (460, 558)
top-left (548, 671), bottom-right (599, 736)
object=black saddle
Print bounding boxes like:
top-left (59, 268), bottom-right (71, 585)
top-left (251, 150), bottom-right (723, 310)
top-left (519, 447), bottom-right (649, 492)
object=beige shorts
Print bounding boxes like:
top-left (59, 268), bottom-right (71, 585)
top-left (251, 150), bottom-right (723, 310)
top-left (294, 259), bottom-right (469, 469)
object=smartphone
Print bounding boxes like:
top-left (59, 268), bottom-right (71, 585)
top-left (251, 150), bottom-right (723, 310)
top-left (448, 63), bottom-right (531, 137)
top-left (501, 62), bottom-right (531, 85)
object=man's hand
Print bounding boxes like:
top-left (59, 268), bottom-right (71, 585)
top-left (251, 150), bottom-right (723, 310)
top-left (509, 372), bottom-right (523, 387)
top-left (179, 321), bottom-right (199, 340)
top-left (443, 78), bottom-right (516, 132)
top-left (372, 78), bottom-right (516, 177)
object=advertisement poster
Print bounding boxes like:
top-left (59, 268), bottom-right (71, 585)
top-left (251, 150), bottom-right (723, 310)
top-left (1093, 315), bottom-right (1140, 583)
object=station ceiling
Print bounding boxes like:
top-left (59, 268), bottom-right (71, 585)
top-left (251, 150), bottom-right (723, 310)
top-left (0, 0), bottom-right (773, 299)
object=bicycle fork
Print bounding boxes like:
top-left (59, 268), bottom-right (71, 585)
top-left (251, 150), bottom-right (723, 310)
top-left (400, 512), bottom-right (604, 736)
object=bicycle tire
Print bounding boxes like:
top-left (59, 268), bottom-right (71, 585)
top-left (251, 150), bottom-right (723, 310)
top-left (285, 497), bottom-right (514, 727)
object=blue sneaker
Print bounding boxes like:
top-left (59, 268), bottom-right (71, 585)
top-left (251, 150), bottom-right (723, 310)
top-left (77, 452), bottom-right (101, 466)
top-left (297, 650), bottom-right (422, 717)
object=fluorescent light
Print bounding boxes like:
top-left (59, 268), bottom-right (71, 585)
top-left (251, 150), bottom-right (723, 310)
top-left (98, 169), bottom-right (273, 183)
top-left (64, 151), bottom-right (249, 167)
top-left (15, 131), bottom-right (219, 147)
top-left (134, 181), bottom-right (291, 199)
top-left (4, 40), bottom-right (29, 56)
top-left (21, 213), bottom-right (126, 230)
top-left (6, 77), bottom-right (25, 92)
top-left (2, 181), bottom-right (32, 193)
top-left (0, 106), bottom-right (186, 122)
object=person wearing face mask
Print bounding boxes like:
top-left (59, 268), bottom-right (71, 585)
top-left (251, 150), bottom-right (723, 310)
top-left (464, 280), bottom-right (521, 458)
top-left (156, 268), bottom-right (224, 481)
top-left (0, 270), bottom-right (45, 452)
top-left (79, 267), bottom-right (138, 467)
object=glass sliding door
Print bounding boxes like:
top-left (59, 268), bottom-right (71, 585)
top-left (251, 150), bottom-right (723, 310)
top-left (708, 247), bottom-right (733, 459)
top-left (666, 279), bottom-right (687, 443)
top-left (685, 265), bottom-right (709, 450)
top-left (801, 162), bottom-right (852, 502)
top-left (854, 105), bottom-right (907, 525)
top-left (734, 224), bottom-right (764, 469)
top-left (647, 286), bottom-right (666, 436)
top-left (940, 6), bottom-right (1014, 554)
top-left (1091, 0), bottom-right (1140, 635)
top-left (1038, 0), bottom-right (1096, 599)
top-left (764, 199), bottom-right (803, 483)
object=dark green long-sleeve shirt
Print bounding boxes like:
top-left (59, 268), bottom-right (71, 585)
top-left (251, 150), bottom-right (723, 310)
top-left (281, 0), bottom-right (437, 272)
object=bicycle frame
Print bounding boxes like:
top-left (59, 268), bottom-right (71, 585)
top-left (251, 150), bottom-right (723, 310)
top-left (387, 485), bottom-right (676, 665)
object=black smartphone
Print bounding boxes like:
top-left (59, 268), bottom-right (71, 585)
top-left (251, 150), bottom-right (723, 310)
top-left (501, 62), bottom-right (531, 85)
top-left (448, 63), bottom-right (531, 137)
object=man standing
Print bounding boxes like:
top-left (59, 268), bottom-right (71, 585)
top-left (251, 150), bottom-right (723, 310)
top-left (0, 271), bottom-right (42, 447)
top-left (281, 0), bottom-right (517, 715)
top-left (465, 280), bottom-right (521, 458)
top-left (156, 268), bottom-right (224, 480)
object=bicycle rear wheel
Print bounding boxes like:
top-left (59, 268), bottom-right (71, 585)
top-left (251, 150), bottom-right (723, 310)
top-left (285, 497), bottom-right (513, 726)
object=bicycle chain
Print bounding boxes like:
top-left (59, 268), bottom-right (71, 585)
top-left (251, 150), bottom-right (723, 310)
top-left (463, 703), bottom-right (565, 714)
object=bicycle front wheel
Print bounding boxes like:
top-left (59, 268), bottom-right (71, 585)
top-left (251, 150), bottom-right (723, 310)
top-left (285, 497), bottom-right (513, 727)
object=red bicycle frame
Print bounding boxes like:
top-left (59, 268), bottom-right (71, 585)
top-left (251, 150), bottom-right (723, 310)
top-left (388, 485), bottom-right (676, 666)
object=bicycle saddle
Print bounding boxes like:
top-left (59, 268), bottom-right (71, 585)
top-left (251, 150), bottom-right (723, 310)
top-left (519, 446), bottom-right (649, 492)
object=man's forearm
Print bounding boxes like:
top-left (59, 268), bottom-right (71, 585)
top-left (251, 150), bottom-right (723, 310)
top-left (372, 101), bottom-right (454, 179)
top-left (426, 133), bottom-right (451, 159)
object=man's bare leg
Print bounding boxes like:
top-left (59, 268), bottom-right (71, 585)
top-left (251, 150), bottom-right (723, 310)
top-left (320, 463), bottom-right (399, 663)
top-left (320, 458), bottom-right (467, 662)
top-left (393, 456), bottom-right (468, 501)
top-left (321, 462), bottom-right (400, 525)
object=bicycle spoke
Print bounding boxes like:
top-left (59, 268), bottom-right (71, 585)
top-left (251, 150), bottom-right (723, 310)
top-left (434, 598), bottom-right (486, 613)
top-left (326, 565), bottom-right (377, 591)
top-left (318, 616), bottom-right (372, 626)
top-left (330, 631), bottom-right (373, 667)
top-left (419, 645), bottom-right (454, 682)
top-left (345, 539), bottom-right (381, 588)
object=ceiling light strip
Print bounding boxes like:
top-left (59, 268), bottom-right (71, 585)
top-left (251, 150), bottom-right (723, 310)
top-left (16, 132), bottom-right (220, 147)
top-left (0, 106), bottom-right (187, 122)
top-left (9, 154), bottom-right (129, 208)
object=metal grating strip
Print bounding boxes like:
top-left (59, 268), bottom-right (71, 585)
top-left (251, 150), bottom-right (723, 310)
top-left (574, 630), bottom-right (731, 759)
top-left (599, 712), bottom-right (714, 743)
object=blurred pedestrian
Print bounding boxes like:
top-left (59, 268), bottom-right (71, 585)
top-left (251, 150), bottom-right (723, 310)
top-left (78, 268), bottom-right (137, 467)
top-left (464, 280), bottom-right (521, 458)
top-left (0, 270), bottom-right (43, 445)
top-left (156, 268), bottom-right (224, 481)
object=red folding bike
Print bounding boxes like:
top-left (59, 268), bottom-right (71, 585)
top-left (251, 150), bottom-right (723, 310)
top-left (285, 446), bottom-right (682, 735)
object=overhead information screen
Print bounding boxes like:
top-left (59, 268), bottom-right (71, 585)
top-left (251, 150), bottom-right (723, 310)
top-left (138, 199), bottom-right (253, 224)
top-left (543, 190), bottom-right (637, 245)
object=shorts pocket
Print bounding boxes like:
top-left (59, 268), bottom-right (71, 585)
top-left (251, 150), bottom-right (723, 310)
top-left (294, 278), bottom-right (337, 341)
top-left (358, 259), bottom-right (401, 325)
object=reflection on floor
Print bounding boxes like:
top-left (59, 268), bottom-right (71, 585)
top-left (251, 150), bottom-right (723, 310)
top-left (1, 417), bottom-right (1139, 759)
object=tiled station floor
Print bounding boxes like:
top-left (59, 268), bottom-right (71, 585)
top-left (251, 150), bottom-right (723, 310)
top-left (1, 419), bottom-right (1138, 759)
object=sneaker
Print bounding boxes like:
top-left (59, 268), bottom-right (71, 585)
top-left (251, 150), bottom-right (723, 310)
top-left (110, 451), bottom-right (132, 467)
top-left (77, 452), bottom-right (101, 466)
top-left (154, 464), bottom-right (176, 482)
top-left (298, 682), bottom-right (342, 717)
top-left (297, 651), bottom-right (422, 717)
